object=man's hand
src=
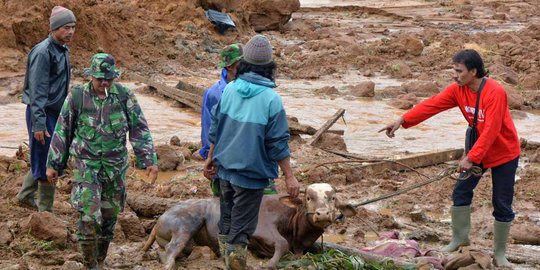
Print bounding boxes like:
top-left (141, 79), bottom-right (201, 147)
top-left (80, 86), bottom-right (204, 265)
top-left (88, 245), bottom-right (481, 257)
top-left (284, 175), bottom-right (300, 198)
top-left (378, 117), bottom-right (404, 138)
top-left (34, 130), bottom-right (51, 145)
top-left (457, 156), bottom-right (473, 173)
top-left (146, 165), bottom-right (159, 184)
top-left (46, 168), bottom-right (58, 184)
top-left (203, 158), bottom-right (217, 180)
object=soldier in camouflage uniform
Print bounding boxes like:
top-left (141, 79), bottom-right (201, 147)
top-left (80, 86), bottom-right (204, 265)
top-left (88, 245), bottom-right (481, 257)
top-left (46, 53), bottom-right (159, 270)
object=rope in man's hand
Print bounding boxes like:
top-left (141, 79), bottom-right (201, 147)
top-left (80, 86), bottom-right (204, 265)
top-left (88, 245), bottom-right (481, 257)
top-left (447, 165), bottom-right (483, 181)
top-left (351, 164), bottom-right (483, 208)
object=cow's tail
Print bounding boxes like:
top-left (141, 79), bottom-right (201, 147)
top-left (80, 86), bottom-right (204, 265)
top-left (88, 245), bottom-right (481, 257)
top-left (142, 225), bottom-right (157, 252)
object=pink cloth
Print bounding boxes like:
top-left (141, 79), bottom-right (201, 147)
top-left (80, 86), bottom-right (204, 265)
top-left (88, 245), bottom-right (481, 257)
top-left (361, 231), bottom-right (444, 269)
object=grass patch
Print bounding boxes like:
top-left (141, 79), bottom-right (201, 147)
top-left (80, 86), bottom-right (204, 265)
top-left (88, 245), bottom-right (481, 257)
top-left (277, 248), bottom-right (411, 270)
top-left (31, 240), bottom-right (57, 251)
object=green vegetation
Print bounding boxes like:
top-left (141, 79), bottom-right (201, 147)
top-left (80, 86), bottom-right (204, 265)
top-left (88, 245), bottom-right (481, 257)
top-left (32, 240), bottom-right (57, 251)
top-left (277, 248), bottom-right (412, 270)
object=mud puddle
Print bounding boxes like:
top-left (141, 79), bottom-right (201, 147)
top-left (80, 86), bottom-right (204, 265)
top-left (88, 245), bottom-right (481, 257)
top-left (300, 0), bottom-right (429, 8)
top-left (298, 0), bottom-right (528, 43)
top-left (1, 78), bottom-right (539, 158)
top-left (278, 75), bottom-right (540, 157)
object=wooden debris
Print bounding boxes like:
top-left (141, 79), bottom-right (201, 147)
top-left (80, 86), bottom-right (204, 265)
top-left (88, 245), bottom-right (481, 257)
top-left (176, 80), bottom-right (205, 96)
top-left (307, 108), bottom-right (346, 146)
top-left (322, 148), bottom-right (376, 160)
top-left (350, 148), bottom-right (464, 178)
top-left (475, 245), bottom-right (540, 266)
top-left (128, 73), bottom-right (202, 112)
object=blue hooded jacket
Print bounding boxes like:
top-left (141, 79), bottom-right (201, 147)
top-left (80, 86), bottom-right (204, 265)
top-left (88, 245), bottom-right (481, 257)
top-left (199, 68), bottom-right (228, 159)
top-left (209, 72), bottom-right (290, 189)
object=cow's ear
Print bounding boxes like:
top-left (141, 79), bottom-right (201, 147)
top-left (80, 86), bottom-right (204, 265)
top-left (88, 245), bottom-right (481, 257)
top-left (336, 198), bottom-right (357, 217)
top-left (338, 204), bottom-right (357, 217)
top-left (279, 196), bottom-right (303, 209)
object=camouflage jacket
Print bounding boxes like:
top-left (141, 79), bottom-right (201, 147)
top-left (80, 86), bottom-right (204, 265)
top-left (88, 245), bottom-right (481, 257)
top-left (47, 81), bottom-right (157, 179)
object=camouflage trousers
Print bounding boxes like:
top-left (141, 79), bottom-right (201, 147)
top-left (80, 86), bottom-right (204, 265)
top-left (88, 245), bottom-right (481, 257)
top-left (71, 165), bottom-right (126, 242)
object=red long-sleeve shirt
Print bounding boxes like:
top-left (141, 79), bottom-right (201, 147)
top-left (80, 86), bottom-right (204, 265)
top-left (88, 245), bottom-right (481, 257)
top-left (402, 79), bottom-right (520, 168)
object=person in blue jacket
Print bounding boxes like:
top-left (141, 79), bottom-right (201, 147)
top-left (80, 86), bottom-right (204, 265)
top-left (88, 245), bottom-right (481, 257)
top-left (200, 43), bottom-right (277, 196)
top-left (199, 43), bottom-right (243, 161)
top-left (203, 35), bottom-right (300, 270)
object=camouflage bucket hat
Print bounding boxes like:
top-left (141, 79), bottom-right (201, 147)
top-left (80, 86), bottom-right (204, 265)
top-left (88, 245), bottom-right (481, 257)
top-left (219, 43), bottom-right (243, 68)
top-left (84, 53), bottom-right (120, 79)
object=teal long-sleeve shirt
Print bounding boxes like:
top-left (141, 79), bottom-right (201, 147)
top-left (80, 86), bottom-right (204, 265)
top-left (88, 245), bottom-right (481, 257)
top-left (209, 73), bottom-right (290, 189)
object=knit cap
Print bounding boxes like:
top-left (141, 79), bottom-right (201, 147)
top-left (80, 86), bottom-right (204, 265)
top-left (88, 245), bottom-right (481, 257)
top-left (243, 35), bottom-right (273, 65)
top-left (219, 43), bottom-right (243, 68)
top-left (50, 6), bottom-right (76, 30)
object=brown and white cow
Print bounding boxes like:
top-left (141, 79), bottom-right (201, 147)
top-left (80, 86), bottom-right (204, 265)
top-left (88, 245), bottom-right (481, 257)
top-left (142, 183), bottom-right (356, 269)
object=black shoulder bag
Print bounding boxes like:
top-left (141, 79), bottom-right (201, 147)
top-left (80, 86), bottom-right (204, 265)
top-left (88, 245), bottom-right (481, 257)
top-left (464, 78), bottom-right (486, 154)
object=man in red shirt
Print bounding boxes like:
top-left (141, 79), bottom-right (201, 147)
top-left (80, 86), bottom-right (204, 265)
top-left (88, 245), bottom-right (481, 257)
top-left (380, 49), bottom-right (519, 267)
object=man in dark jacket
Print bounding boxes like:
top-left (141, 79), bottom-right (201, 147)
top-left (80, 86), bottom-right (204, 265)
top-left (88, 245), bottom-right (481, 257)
top-left (16, 6), bottom-right (76, 212)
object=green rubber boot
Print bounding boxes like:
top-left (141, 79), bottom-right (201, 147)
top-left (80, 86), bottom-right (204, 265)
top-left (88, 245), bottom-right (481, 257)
top-left (37, 181), bottom-right (55, 212)
top-left (263, 179), bottom-right (278, 195)
top-left (218, 234), bottom-right (228, 259)
top-left (96, 239), bottom-right (111, 267)
top-left (442, 205), bottom-right (471, 252)
top-left (493, 220), bottom-right (512, 267)
top-left (15, 171), bottom-right (37, 210)
top-left (79, 240), bottom-right (99, 270)
top-left (227, 243), bottom-right (247, 270)
top-left (211, 178), bottom-right (221, 197)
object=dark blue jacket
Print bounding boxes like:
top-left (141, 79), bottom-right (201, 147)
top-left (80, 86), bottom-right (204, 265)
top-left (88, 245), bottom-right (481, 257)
top-left (199, 69), bottom-right (228, 159)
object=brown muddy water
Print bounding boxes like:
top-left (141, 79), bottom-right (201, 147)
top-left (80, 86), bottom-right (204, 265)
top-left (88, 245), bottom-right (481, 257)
top-left (1, 79), bottom-right (539, 159)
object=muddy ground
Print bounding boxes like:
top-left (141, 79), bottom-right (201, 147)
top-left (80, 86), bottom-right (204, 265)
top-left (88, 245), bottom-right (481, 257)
top-left (0, 0), bottom-right (539, 269)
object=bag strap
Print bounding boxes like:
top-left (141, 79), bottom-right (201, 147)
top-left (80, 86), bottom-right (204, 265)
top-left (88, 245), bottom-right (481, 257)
top-left (472, 77), bottom-right (487, 128)
top-left (72, 82), bottom-right (129, 118)
top-left (113, 82), bottom-right (130, 121)
top-left (71, 85), bottom-right (84, 121)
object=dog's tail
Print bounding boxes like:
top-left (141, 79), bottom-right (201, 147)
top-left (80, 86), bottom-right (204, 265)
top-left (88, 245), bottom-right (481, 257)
top-left (142, 225), bottom-right (157, 252)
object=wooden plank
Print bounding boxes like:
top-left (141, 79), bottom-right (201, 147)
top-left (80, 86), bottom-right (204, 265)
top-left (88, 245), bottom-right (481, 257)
top-left (307, 108), bottom-right (345, 146)
top-left (322, 148), bottom-right (376, 160)
top-left (128, 73), bottom-right (202, 112)
top-left (352, 148), bottom-right (464, 178)
top-left (175, 80), bottom-right (205, 96)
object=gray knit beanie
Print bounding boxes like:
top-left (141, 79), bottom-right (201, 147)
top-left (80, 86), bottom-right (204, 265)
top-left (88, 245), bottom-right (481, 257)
top-left (243, 35), bottom-right (273, 65)
top-left (50, 6), bottom-right (76, 30)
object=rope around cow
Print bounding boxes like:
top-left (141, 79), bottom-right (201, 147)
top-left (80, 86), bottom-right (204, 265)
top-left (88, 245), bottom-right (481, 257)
top-left (305, 159), bottom-right (482, 208)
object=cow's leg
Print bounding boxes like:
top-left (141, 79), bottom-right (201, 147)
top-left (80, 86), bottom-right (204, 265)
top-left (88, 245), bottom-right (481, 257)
top-left (163, 236), bottom-right (187, 270)
top-left (163, 227), bottom-right (197, 270)
top-left (264, 231), bottom-right (289, 269)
